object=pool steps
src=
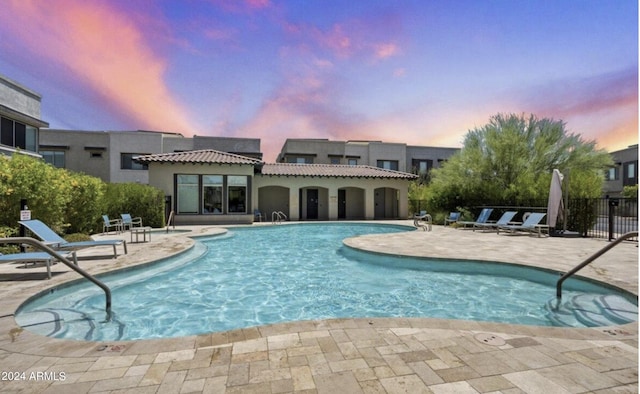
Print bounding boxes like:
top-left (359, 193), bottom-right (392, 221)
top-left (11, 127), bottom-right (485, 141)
top-left (546, 294), bottom-right (638, 327)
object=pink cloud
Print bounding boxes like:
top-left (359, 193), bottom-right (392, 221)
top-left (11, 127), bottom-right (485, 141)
top-left (210, 0), bottom-right (272, 14)
top-left (374, 42), bottom-right (401, 59)
top-left (513, 68), bottom-right (638, 151)
top-left (0, 0), bottom-right (197, 135)
top-left (284, 15), bottom-right (403, 62)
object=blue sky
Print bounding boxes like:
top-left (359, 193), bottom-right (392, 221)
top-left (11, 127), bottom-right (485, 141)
top-left (0, 0), bottom-right (637, 161)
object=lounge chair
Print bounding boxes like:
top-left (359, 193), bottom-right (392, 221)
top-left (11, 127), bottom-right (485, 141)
top-left (0, 250), bottom-right (77, 279)
top-left (473, 211), bottom-right (517, 232)
top-left (19, 219), bottom-right (127, 258)
top-left (443, 212), bottom-right (460, 226)
top-left (102, 215), bottom-right (122, 234)
top-left (413, 211), bottom-right (432, 231)
top-left (497, 212), bottom-right (548, 237)
top-left (457, 208), bottom-right (494, 229)
top-left (120, 214), bottom-right (142, 230)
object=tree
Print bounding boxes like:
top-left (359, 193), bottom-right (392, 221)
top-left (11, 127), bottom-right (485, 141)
top-left (429, 113), bottom-right (612, 210)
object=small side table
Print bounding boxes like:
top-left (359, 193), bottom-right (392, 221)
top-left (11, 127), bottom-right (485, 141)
top-left (131, 227), bottom-right (151, 243)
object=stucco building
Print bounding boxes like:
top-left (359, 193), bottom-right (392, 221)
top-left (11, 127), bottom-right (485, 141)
top-left (136, 150), bottom-right (418, 224)
top-left (277, 138), bottom-right (459, 176)
top-left (603, 144), bottom-right (638, 197)
top-left (38, 129), bottom-right (262, 183)
top-left (0, 74), bottom-right (48, 158)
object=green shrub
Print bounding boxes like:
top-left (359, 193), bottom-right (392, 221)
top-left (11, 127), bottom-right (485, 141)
top-left (64, 233), bottom-right (93, 242)
top-left (0, 226), bottom-right (19, 254)
top-left (103, 183), bottom-right (165, 229)
top-left (0, 154), bottom-right (71, 229)
top-left (65, 172), bottom-right (106, 234)
top-left (0, 154), bottom-right (164, 236)
top-left (622, 185), bottom-right (638, 199)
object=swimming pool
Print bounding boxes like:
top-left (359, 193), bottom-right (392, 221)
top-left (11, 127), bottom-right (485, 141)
top-left (16, 223), bottom-right (638, 341)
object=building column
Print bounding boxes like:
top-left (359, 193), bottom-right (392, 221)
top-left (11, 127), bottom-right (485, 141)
top-left (289, 188), bottom-right (300, 221)
top-left (364, 188), bottom-right (375, 220)
top-left (397, 186), bottom-right (409, 219)
top-left (328, 186), bottom-right (339, 220)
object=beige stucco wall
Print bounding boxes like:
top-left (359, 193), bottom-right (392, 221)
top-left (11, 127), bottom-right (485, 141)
top-left (254, 175), bottom-right (410, 221)
top-left (147, 162), bottom-right (411, 223)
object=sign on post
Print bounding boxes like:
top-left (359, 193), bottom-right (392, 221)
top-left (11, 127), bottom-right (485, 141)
top-left (20, 209), bottom-right (31, 221)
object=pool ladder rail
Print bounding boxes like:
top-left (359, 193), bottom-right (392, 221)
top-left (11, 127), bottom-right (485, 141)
top-left (272, 211), bottom-right (287, 224)
top-left (166, 210), bottom-right (175, 233)
top-left (556, 231), bottom-right (638, 298)
top-left (0, 237), bottom-right (112, 320)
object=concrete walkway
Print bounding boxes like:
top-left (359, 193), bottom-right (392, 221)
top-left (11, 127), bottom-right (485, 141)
top-left (0, 222), bottom-right (637, 393)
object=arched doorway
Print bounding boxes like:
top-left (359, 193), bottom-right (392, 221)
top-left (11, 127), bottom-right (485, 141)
top-left (374, 187), bottom-right (399, 219)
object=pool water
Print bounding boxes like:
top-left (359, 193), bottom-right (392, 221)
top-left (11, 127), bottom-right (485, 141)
top-left (16, 223), bottom-right (638, 341)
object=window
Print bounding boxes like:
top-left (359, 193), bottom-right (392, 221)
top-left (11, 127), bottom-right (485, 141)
top-left (41, 150), bottom-right (65, 168)
top-left (348, 158), bottom-right (357, 166)
top-left (14, 122), bottom-right (26, 149)
top-left (203, 175), bottom-right (223, 214)
top-left (377, 160), bottom-right (398, 171)
top-left (606, 167), bottom-right (618, 181)
top-left (623, 162), bottom-right (637, 186)
top-left (121, 153), bottom-right (148, 170)
top-left (1, 117), bottom-right (13, 146)
top-left (330, 157), bottom-right (340, 164)
top-left (0, 118), bottom-right (37, 152)
top-left (176, 175), bottom-right (250, 215)
top-left (287, 157), bottom-right (313, 164)
top-left (411, 159), bottom-right (432, 175)
top-left (90, 152), bottom-right (103, 158)
top-left (228, 176), bottom-right (247, 213)
top-left (177, 175), bottom-right (199, 214)
top-left (627, 163), bottom-right (635, 179)
top-left (25, 126), bottom-right (37, 151)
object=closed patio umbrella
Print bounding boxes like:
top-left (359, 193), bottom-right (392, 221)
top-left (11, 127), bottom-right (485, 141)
top-left (547, 169), bottom-right (564, 228)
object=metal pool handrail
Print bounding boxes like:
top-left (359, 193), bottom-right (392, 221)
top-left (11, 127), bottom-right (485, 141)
top-left (272, 211), bottom-right (287, 224)
top-left (166, 210), bottom-right (175, 233)
top-left (0, 237), bottom-right (112, 320)
top-left (556, 231), bottom-right (638, 298)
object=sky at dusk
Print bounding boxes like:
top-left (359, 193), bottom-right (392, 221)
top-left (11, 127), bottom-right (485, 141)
top-left (0, 0), bottom-right (637, 161)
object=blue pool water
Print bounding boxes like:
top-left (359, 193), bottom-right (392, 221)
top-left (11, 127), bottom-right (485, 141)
top-left (16, 223), bottom-right (638, 341)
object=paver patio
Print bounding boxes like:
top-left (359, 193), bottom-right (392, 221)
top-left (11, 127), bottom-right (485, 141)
top-left (0, 222), bottom-right (637, 393)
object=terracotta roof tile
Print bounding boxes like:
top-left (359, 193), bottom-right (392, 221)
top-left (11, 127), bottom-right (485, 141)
top-left (135, 151), bottom-right (417, 179)
top-left (135, 149), bottom-right (262, 165)
top-left (260, 163), bottom-right (418, 179)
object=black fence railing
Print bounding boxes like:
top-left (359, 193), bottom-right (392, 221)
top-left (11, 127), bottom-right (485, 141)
top-left (586, 198), bottom-right (638, 241)
top-left (409, 197), bottom-right (638, 241)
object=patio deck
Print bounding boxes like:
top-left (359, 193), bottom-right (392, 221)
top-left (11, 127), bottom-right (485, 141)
top-left (0, 222), bottom-right (636, 393)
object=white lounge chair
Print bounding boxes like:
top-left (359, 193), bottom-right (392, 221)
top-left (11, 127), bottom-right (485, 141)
top-left (0, 250), bottom-right (77, 279)
top-left (19, 219), bottom-right (127, 258)
top-left (457, 208), bottom-right (494, 229)
top-left (473, 211), bottom-right (518, 232)
top-left (497, 212), bottom-right (548, 237)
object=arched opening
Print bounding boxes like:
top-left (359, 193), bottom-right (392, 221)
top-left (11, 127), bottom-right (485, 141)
top-left (257, 186), bottom-right (289, 220)
top-left (374, 187), bottom-right (399, 219)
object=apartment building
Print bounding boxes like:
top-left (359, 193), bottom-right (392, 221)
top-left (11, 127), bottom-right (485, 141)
top-left (0, 74), bottom-right (48, 158)
top-left (276, 138), bottom-right (459, 176)
top-left (39, 129), bottom-right (262, 183)
top-left (603, 144), bottom-right (639, 197)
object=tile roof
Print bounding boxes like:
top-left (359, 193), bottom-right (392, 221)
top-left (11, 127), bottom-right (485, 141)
top-left (134, 149), bottom-right (262, 165)
top-left (260, 163), bottom-right (418, 179)
top-left (135, 151), bottom-right (417, 179)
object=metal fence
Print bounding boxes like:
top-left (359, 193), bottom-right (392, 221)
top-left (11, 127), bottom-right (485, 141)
top-left (585, 198), bottom-right (638, 241)
top-left (409, 197), bottom-right (638, 241)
